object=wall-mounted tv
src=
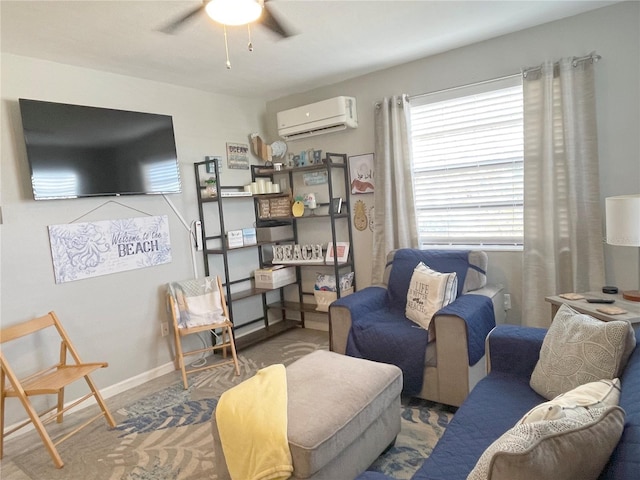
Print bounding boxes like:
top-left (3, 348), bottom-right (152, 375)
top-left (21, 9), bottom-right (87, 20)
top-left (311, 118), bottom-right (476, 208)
top-left (19, 99), bottom-right (182, 200)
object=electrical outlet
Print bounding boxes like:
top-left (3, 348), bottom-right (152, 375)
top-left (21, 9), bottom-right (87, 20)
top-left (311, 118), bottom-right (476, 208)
top-left (161, 322), bottom-right (169, 337)
top-left (503, 293), bottom-right (512, 311)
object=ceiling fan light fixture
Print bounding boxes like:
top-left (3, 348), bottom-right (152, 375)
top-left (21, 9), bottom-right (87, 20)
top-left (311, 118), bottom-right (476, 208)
top-left (205, 0), bottom-right (263, 26)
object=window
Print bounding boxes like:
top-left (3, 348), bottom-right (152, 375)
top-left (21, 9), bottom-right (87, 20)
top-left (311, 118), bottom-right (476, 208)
top-left (409, 76), bottom-right (523, 248)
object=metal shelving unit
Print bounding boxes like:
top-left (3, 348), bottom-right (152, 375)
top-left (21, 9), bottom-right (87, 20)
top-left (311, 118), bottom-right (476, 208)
top-left (194, 159), bottom-right (302, 350)
top-left (251, 153), bottom-right (356, 326)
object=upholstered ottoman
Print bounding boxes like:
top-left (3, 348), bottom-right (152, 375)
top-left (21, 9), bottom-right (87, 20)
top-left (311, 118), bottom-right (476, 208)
top-left (212, 349), bottom-right (402, 480)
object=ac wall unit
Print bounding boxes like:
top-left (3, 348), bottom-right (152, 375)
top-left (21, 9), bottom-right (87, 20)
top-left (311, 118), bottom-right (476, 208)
top-left (277, 96), bottom-right (358, 141)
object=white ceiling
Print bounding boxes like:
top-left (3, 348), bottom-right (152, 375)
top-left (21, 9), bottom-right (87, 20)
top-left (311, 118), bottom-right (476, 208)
top-left (1, 0), bottom-right (618, 100)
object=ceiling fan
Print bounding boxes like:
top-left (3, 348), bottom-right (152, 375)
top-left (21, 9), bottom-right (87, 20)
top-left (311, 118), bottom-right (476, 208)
top-left (161, 0), bottom-right (292, 68)
top-left (161, 0), bottom-right (292, 38)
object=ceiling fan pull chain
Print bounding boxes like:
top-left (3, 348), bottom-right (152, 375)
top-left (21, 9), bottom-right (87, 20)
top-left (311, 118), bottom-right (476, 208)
top-left (223, 24), bottom-right (231, 69)
top-left (247, 24), bottom-right (253, 52)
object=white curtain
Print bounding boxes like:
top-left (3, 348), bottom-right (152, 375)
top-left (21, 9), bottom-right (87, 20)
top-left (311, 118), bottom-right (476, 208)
top-left (522, 57), bottom-right (605, 327)
top-left (372, 95), bottom-right (419, 283)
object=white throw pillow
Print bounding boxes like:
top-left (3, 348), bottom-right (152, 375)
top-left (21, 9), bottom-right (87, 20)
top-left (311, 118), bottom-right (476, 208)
top-left (181, 290), bottom-right (225, 327)
top-left (518, 378), bottom-right (621, 424)
top-left (405, 262), bottom-right (457, 330)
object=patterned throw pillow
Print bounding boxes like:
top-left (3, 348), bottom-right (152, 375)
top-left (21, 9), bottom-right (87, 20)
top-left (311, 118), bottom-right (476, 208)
top-left (405, 262), bottom-right (457, 330)
top-left (530, 304), bottom-right (636, 400)
top-left (467, 406), bottom-right (625, 480)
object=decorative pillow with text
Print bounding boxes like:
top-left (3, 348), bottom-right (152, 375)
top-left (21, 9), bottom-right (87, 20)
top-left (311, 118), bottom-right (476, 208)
top-left (405, 262), bottom-right (457, 331)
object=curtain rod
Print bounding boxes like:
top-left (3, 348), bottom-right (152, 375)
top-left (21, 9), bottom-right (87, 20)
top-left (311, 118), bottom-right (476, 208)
top-left (408, 52), bottom-right (601, 101)
top-left (522, 51), bottom-right (601, 77)
top-left (408, 73), bottom-right (521, 102)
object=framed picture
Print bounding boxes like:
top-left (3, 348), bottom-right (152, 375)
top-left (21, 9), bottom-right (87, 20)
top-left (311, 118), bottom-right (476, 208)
top-left (349, 153), bottom-right (375, 194)
top-left (331, 197), bottom-right (343, 214)
top-left (226, 143), bottom-right (250, 170)
top-left (303, 171), bottom-right (328, 186)
top-left (325, 241), bottom-right (350, 263)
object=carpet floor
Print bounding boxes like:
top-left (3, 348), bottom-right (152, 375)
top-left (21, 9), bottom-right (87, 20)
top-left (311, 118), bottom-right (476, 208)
top-left (1, 328), bottom-right (453, 480)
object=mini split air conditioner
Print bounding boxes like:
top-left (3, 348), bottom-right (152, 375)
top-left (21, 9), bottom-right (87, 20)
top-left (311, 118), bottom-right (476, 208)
top-left (277, 96), bottom-right (358, 141)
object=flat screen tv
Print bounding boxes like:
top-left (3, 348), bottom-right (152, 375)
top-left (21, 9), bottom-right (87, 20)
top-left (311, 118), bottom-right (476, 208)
top-left (19, 99), bottom-right (182, 200)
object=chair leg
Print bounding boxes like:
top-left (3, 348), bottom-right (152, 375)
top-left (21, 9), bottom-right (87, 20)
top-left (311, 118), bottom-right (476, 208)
top-left (82, 375), bottom-right (116, 427)
top-left (221, 328), bottom-right (228, 359)
top-left (226, 325), bottom-right (240, 376)
top-left (56, 387), bottom-right (65, 424)
top-left (174, 332), bottom-right (188, 390)
top-left (1, 369), bottom-right (6, 460)
top-left (14, 386), bottom-right (65, 468)
top-left (168, 295), bottom-right (188, 389)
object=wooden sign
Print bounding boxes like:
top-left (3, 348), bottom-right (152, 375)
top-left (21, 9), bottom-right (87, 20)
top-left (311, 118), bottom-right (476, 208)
top-left (272, 244), bottom-right (324, 264)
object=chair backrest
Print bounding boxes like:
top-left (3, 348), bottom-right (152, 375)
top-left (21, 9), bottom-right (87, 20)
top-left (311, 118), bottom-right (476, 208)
top-left (383, 249), bottom-right (488, 306)
top-left (167, 276), bottom-right (228, 329)
top-left (1, 311), bottom-right (115, 469)
top-left (1, 314), bottom-right (56, 344)
top-left (1, 311), bottom-right (84, 367)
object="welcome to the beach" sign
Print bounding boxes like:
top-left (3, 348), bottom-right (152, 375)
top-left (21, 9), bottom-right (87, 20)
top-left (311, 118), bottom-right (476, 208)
top-left (48, 215), bottom-right (172, 283)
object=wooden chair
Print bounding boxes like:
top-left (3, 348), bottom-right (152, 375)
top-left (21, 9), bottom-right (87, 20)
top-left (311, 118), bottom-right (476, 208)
top-left (0, 311), bottom-right (116, 468)
top-left (167, 276), bottom-right (240, 389)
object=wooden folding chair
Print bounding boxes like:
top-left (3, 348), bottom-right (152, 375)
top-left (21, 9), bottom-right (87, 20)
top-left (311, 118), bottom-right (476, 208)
top-left (167, 276), bottom-right (240, 389)
top-left (0, 311), bottom-right (115, 468)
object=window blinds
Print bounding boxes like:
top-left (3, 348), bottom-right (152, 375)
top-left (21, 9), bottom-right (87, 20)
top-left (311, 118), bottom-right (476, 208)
top-left (410, 76), bottom-right (524, 247)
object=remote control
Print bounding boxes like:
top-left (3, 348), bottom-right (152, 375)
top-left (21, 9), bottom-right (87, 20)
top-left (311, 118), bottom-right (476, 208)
top-left (586, 298), bottom-right (615, 304)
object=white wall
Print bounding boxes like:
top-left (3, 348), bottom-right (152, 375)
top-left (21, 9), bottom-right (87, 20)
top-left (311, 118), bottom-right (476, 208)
top-left (0, 54), bottom-right (266, 427)
top-left (266, 2), bottom-right (640, 325)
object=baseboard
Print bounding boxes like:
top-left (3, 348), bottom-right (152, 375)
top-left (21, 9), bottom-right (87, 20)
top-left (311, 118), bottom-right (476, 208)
top-left (101, 361), bottom-right (176, 399)
top-left (4, 361), bottom-right (176, 442)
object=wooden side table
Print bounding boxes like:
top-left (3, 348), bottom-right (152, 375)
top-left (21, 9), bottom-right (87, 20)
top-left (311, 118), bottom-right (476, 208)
top-left (545, 292), bottom-right (640, 324)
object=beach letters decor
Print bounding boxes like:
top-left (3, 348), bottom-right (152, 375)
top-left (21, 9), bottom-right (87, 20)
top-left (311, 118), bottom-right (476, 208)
top-left (48, 215), bottom-right (172, 283)
top-left (272, 244), bottom-right (324, 264)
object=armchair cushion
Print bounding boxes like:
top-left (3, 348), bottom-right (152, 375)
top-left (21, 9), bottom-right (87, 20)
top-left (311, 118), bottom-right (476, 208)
top-left (347, 308), bottom-right (428, 396)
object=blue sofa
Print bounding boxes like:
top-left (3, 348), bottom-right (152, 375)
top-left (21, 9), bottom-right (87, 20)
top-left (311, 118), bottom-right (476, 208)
top-left (359, 324), bottom-right (640, 480)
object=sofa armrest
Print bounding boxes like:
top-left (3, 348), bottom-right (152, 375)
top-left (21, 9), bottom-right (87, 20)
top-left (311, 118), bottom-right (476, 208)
top-left (487, 325), bottom-right (547, 379)
top-left (329, 286), bottom-right (388, 354)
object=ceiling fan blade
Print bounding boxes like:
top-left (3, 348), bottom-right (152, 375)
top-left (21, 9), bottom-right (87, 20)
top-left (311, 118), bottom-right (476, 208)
top-left (261, 1), bottom-right (294, 38)
top-left (159, 4), bottom-right (206, 34)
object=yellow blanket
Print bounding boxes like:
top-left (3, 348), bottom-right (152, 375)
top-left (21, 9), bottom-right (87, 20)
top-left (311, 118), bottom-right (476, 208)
top-left (216, 364), bottom-right (293, 480)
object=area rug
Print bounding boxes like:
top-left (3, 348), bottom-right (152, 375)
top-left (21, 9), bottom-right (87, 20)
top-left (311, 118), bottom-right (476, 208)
top-left (4, 329), bottom-right (453, 480)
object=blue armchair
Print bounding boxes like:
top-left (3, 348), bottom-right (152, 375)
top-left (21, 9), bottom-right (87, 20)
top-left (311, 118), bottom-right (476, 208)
top-left (329, 249), bottom-right (504, 407)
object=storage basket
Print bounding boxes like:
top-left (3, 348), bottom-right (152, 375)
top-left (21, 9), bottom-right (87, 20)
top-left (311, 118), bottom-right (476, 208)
top-left (314, 288), bottom-right (353, 312)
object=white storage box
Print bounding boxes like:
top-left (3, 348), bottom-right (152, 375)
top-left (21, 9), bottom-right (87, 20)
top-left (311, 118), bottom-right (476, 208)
top-left (314, 288), bottom-right (354, 312)
top-left (254, 266), bottom-right (297, 289)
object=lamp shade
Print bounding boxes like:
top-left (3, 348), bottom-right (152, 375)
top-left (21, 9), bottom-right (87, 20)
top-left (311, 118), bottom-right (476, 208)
top-left (605, 194), bottom-right (640, 246)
